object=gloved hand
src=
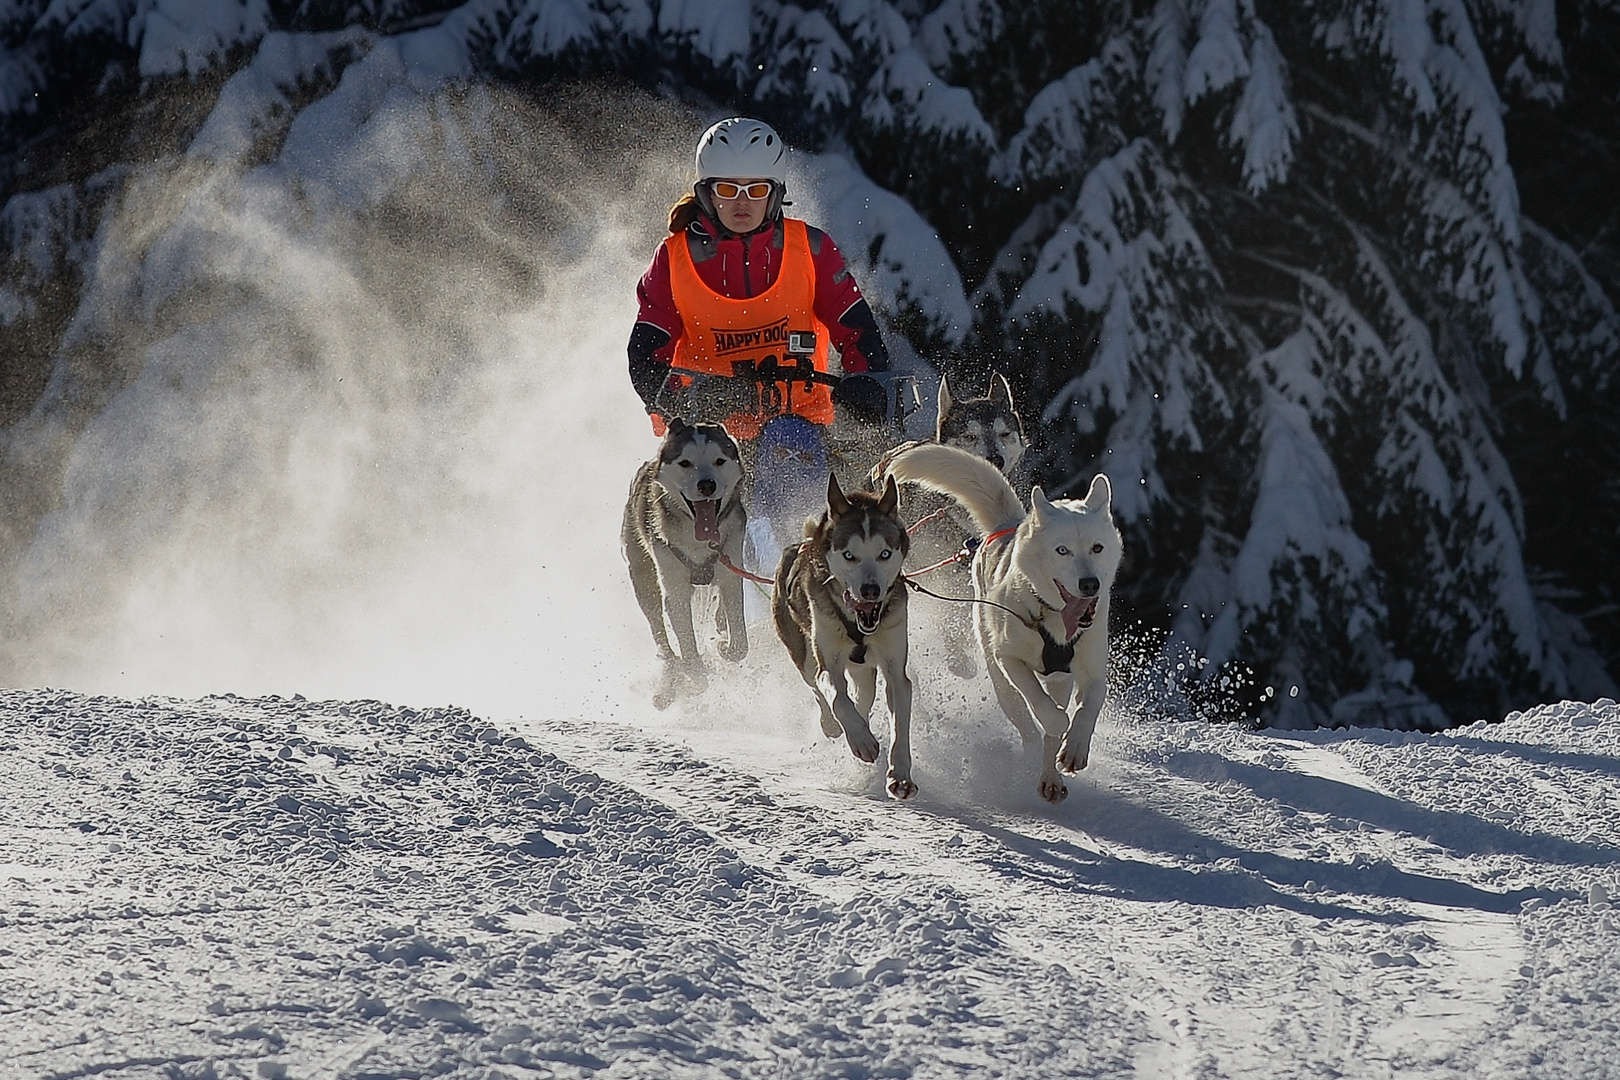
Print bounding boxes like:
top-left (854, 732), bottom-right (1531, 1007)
top-left (655, 373), bottom-right (758, 424)
top-left (831, 374), bottom-right (889, 425)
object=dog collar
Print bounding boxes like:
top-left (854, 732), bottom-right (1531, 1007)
top-left (964, 525), bottom-right (1017, 557)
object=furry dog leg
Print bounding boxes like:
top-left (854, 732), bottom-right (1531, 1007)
top-left (982, 655), bottom-right (1042, 744)
top-left (881, 654), bottom-right (916, 799)
top-left (816, 652), bottom-right (881, 763)
top-left (715, 559), bottom-right (748, 662)
top-left (653, 550), bottom-right (707, 674)
top-left (1059, 674), bottom-right (1106, 773)
top-left (1000, 659), bottom-right (1077, 803)
top-left (623, 518), bottom-right (675, 662)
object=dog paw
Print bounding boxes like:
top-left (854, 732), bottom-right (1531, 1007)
top-left (1058, 740), bottom-right (1090, 773)
top-left (1038, 777), bottom-right (1069, 804)
top-left (886, 771), bottom-right (917, 800)
top-left (717, 638), bottom-right (747, 663)
top-left (846, 728), bottom-right (881, 764)
top-left (652, 671), bottom-right (681, 711)
top-left (819, 715), bottom-right (844, 738)
top-left (946, 652), bottom-right (978, 679)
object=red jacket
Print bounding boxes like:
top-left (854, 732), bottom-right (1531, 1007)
top-left (628, 211), bottom-right (889, 412)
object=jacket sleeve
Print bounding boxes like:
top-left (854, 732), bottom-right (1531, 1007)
top-left (628, 242), bottom-right (683, 411)
top-left (808, 228), bottom-right (890, 374)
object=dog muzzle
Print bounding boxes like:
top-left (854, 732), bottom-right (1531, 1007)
top-left (844, 589), bottom-right (886, 636)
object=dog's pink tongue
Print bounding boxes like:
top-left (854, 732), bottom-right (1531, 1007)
top-left (692, 500), bottom-right (721, 543)
top-left (1056, 582), bottom-right (1098, 640)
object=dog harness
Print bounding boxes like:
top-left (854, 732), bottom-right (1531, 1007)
top-left (665, 218), bottom-right (835, 439)
top-left (1036, 625), bottom-right (1079, 676)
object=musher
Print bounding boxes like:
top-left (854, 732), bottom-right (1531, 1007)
top-left (628, 117), bottom-right (894, 551)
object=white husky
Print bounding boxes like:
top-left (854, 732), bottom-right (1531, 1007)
top-left (881, 443), bottom-right (1122, 802)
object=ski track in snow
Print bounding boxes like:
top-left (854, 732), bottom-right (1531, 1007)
top-left (2, 679), bottom-right (1617, 1080)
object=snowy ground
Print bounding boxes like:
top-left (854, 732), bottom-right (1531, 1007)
top-left (3, 670), bottom-right (1617, 1079)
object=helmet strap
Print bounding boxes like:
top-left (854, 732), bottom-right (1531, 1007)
top-left (693, 181), bottom-right (718, 224)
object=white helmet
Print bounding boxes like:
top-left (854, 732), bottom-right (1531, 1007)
top-left (695, 118), bottom-right (788, 184)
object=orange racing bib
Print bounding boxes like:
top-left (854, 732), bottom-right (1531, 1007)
top-left (662, 218), bottom-right (834, 440)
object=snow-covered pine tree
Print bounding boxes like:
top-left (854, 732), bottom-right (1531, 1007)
top-left (931, 0), bottom-right (1617, 724)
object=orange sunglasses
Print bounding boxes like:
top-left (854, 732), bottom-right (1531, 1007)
top-left (710, 180), bottom-right (774, 200)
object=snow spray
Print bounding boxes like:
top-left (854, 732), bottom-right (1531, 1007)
top-left (0, 85), bottom-right (696, 718)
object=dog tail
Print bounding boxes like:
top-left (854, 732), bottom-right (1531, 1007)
top-left (880, 443), bottom-right (1025, 534)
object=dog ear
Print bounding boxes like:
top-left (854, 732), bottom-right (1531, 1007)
top-left (1030, 485), bottom-right (1053, 520)
top-left (827, 471), bottom-right (851, 518)
top-left (877, 473), bottom-right (899, 517)
top-left (714, 423), bottom-right (741, 458)
top-left (991, 372), bottom-right (1015, 412)
top-left (936, 376), bottom-right (954, 433)
top-left (1083, 473), bottom-right (1113, 513)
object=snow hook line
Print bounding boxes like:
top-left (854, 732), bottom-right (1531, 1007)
top-left (905, 506), bottom-right (953, 535)
top-left (901, 576), bottom-right (1041, 631)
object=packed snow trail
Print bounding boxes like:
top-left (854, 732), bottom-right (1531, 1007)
top-left (3, 688), bottom-right (1617, 1079)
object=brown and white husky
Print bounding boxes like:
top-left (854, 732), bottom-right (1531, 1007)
top-left (771, 474), bottom-right (918, 799)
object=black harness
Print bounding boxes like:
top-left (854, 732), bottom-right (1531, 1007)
top-left (1032, 592), bottom-right (1089, 675)
top-left (1036, 624), bottom-right (1078, 676)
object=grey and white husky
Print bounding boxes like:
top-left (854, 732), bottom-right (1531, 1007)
top-left (878, 373), bottom-right (1028, 677)
top-left (622, 418), bottom-right (748, 708)
top-left (936, 372), bottom-right (1027, 479)
top-left (772, 474), bottom-right (918, 799)
top-left (882, 443), bottom-right (1122, 803)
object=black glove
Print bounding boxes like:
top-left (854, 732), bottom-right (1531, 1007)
top-left (656, 373), bottom-right (759, 425)
top-left (831, 374), bottom-right (889, 425)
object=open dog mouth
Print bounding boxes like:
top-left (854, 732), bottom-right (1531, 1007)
top-left (686, 498), bottom-right (722, 543)
top-left (844, 590), bottom-right (885, 635)
top-left (1055, 580), bottom-right (1098, 639)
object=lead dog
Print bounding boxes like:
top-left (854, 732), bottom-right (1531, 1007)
top-left (622, 418), bottom-right (748, 708)
top-left (880, 443), bottom-right (1121, 803)
top-left (772, 474), bottom-right (917, 799)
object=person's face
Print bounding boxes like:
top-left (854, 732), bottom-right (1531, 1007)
top-left (709, 177), bottom-right (772, 234)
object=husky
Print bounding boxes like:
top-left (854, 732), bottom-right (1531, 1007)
top-left (875, 373), bottom-right (1028, 678)
top-left (936, 372), bottom-right (1027, 479)
top-left (622, 418), bottom-right (748, 708)
top-left (772, 474), bottom-right (917, 799)
top-left (880, 443), bottom-right (1121, 803)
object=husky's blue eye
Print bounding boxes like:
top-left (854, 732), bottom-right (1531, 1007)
top-left (843, 551), bottom-right (857, 561)
top-left (1056, 545), bottom-right (1070, 556)
top-left (879, 550), bottom-right (892, 560)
